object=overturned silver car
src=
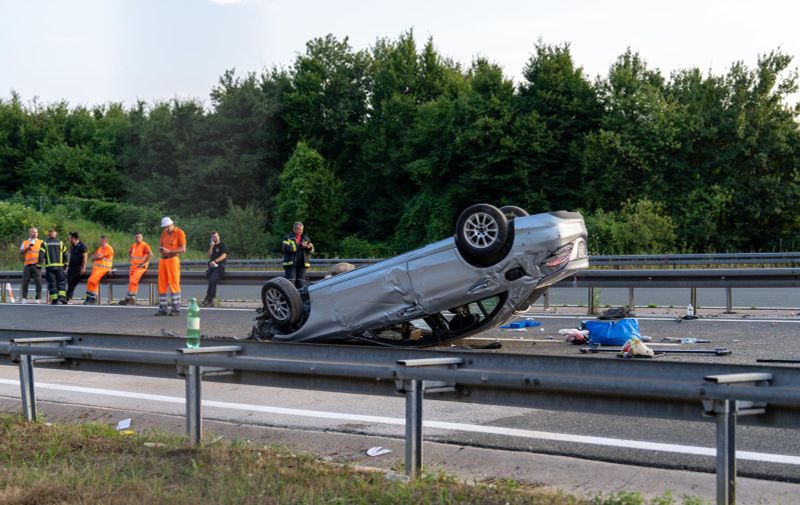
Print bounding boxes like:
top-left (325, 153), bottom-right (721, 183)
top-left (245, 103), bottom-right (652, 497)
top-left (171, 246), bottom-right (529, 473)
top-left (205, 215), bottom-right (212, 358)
top-left (253, 204), bottom-right (588, 347)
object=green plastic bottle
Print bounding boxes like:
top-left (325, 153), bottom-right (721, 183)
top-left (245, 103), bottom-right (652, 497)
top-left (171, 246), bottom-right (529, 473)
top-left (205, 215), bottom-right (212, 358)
top-left (186, 298), bottom-right (200, 349)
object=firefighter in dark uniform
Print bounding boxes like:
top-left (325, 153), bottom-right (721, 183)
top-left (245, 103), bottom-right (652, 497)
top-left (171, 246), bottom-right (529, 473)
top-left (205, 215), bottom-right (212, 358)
top-left (282, 222), bottom-right (314, 289)
top-left (42, 229), bottom-right (69, 304)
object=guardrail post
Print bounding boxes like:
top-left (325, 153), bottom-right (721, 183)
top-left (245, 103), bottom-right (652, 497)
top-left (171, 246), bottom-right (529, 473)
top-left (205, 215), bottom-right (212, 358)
top-left (543, 288), bottom-right (550, 310)
top-left (405, 379), bottom-right (423, 478)
top-left (108, 284), bottom-right (113, 304)
top-left (690, 288), bottom-right (698, 311)
top-left (1, 282), bottom-right (6, 303)
top-left (588, 287), bottom-right (596, 315)
top-left (628, 288), bottom-right (635, 311)
top-left (724, 288), bottom-right (735, 314)
top-left (97, 284), bottom-right (102, 305)
top-left (177, 345), bottom-right (242, 446)
top-left (703, 373), bottom-right (771, 505)
top-left (149, 284), bottom-right (155, 306)
top-left (396, 357), bottom-right (462, 479)
top-left (18, 354), bottom-right (36, 421)
top-left (714, 399), bottom-right (736, 505)
top-left (10, 336), bottom-right (72, 422)
top-left (186, 364), bottom-right (202, 445)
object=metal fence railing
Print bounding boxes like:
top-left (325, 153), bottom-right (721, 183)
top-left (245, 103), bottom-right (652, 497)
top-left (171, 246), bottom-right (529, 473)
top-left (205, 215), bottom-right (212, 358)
top-left (3, 267), bottom-right (798, 312)
top-left (110, 253), bottom-right (800, 270)
top-left (2, 329), bottom-right (799, 504)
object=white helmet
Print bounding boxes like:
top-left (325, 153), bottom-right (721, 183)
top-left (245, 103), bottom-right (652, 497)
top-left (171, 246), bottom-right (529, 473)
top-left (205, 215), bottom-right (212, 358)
top-left (161, 217), bottom-right (174, 227)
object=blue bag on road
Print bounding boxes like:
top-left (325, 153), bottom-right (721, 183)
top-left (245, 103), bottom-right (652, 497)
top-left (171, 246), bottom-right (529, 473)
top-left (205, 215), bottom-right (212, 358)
top-left (583, 318), bottom-right (641, 346)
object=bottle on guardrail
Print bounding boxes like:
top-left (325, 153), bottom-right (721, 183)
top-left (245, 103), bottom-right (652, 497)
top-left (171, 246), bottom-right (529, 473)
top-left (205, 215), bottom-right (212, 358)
top-left (187, 298), bottom-right (200, 349)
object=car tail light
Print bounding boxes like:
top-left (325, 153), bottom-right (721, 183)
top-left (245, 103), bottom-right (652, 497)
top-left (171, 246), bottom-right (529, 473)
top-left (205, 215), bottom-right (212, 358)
top-left (576, 240), bottom-right (587, 259)
top-left (542, 244), bottom-right (573, 268)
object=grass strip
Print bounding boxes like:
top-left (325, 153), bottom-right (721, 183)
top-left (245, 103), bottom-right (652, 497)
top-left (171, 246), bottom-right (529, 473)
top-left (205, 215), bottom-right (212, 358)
top-left (0, 414), bottom-right (703, 505)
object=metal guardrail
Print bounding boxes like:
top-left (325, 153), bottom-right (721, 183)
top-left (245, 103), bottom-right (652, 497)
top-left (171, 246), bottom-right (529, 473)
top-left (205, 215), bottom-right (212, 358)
top-left (88, 252), bottom-right (800, 270)
top-left (1, 329), bottom-right (799, 504)
top-left (589, 252), bottom-right (800, 267)
top-left (2, 268), bottom-right (798, 312)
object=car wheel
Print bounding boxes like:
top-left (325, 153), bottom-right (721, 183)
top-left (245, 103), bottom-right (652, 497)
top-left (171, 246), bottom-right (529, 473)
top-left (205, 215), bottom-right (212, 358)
top-left (261, 277), bottom-right (303, 328)
top-left (499, 205), bottom-right (529, 220)
top-left (455, 203), bottom-right (510, 267)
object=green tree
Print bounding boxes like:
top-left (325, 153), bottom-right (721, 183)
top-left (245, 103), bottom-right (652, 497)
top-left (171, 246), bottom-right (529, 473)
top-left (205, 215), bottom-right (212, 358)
top-left (580, 50), bottom-right (682, 210)
top-left (273, 142), bottom-right (345, 255)
top-left (20, 143), bottom-right (122, 199)
top-left (175, 69), bottom-right (291, 216)
top-left (667, 52), bottom-right (800, 250)
top-left (355, 32), bottom-right (465, 241)
top-left (282, 35), bottom-right (370, 173)
top-left (516, 42), bottom-right (602, 211)
top-left (0, 92), bottom-right (39, 192)
top-left (395, 59), bottom-right (524, 250)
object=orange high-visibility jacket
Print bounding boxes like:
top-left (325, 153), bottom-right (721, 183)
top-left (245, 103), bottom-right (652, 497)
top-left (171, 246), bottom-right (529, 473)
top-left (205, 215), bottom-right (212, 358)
top-left (129, 242), bottom-right (152, 268)
top-left (20, 239), bottom-right (44, 266)
top-left (93, 244), bottom-right (114, 270)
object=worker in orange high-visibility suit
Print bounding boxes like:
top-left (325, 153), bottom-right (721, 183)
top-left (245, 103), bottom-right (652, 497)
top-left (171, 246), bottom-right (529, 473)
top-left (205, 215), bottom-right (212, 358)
top-left (119, 232), bottom-right (153, 306)
top-left (155, 217), bottom-right (187, 316)
top-left (18, 227), bottom-right (44, 303)
top-left (84, 236), bottom-right (114, 305)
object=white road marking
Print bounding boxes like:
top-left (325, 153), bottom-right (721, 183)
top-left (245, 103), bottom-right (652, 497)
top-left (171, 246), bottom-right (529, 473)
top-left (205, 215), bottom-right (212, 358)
top-left (524, 314), bottom-right (800, 324)
top-left (0, 378), bottom-right (797, 466)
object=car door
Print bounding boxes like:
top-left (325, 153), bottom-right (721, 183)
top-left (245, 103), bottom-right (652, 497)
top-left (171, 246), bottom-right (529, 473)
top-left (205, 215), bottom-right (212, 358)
top-left (407, 247), bottom-right (484, 314)
top-left (329, 263), bottom-right (418, 331)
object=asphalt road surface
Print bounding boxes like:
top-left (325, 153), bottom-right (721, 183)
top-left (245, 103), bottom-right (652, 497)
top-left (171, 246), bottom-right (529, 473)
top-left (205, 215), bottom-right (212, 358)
top-left (1, 303), bottom-right (799, 495)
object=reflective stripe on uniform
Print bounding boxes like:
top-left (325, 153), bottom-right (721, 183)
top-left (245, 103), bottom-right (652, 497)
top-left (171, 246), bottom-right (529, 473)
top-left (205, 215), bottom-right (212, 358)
top-left (94, 258), bottom-right (112, 269)
top-left (129, 242), bottom-right (151, 267)
top-left (283, 239), bottom-right (297, 253)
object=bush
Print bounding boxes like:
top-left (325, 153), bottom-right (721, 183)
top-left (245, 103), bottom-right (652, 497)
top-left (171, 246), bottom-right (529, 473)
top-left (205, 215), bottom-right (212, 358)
top-left (336, 235), bottom-right (393, 258)
top-left (58, 196), bottom-right (163, 235)
top-left (0, 202), bottom-right (48, 243)
top-left (220, 202), bottom-right (274, 258)
top-left (584, 199), bottom-right (677, 255)
top-left (180, 202), bottom-right (274, 259)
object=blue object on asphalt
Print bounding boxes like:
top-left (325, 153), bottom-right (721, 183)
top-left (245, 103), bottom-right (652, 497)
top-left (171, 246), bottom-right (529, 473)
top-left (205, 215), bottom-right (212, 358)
top-left (500, 320), bottom-right (543, 329)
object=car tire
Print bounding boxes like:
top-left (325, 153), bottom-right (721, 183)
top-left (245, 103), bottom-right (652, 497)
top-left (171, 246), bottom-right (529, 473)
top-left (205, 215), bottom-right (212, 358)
top-left (499, 205), bottom-right (529, 220)
top-left (455, 203), bottom-right (510, 267)
top-left (261, 277), bottom-right (303, 328)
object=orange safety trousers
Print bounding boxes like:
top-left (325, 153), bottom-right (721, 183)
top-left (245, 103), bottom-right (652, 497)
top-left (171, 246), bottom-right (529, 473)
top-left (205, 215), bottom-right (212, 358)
top-left (86, 267), bottom-right (110, 294)
top-left (158, 257), bottom-right (181, 294)
top-left (128, 266), bottom-right (147, 295)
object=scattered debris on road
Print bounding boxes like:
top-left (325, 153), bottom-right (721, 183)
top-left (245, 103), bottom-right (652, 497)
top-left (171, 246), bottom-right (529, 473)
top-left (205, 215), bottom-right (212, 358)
top-left (499, 320), bottom-right (542, 329)
top-left (620, 337), bottom-right (655, 358)
top-left (661, 337), bottom-right (712, 344)
top-left (580, 346), bottom-right (732, 356)
top-left (366, 447), bottom-right (391, 457)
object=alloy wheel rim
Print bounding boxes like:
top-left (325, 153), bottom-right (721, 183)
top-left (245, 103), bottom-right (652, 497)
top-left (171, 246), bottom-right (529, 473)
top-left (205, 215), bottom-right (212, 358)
top-left (265, 288), bottom-right (290, 320)
top-left (464, 212), bottom-right (499, 249)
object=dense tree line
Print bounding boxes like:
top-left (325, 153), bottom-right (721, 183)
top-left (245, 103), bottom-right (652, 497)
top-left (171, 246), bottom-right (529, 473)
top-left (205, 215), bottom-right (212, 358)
top-left (1, 31), bottom-right (799, 255)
